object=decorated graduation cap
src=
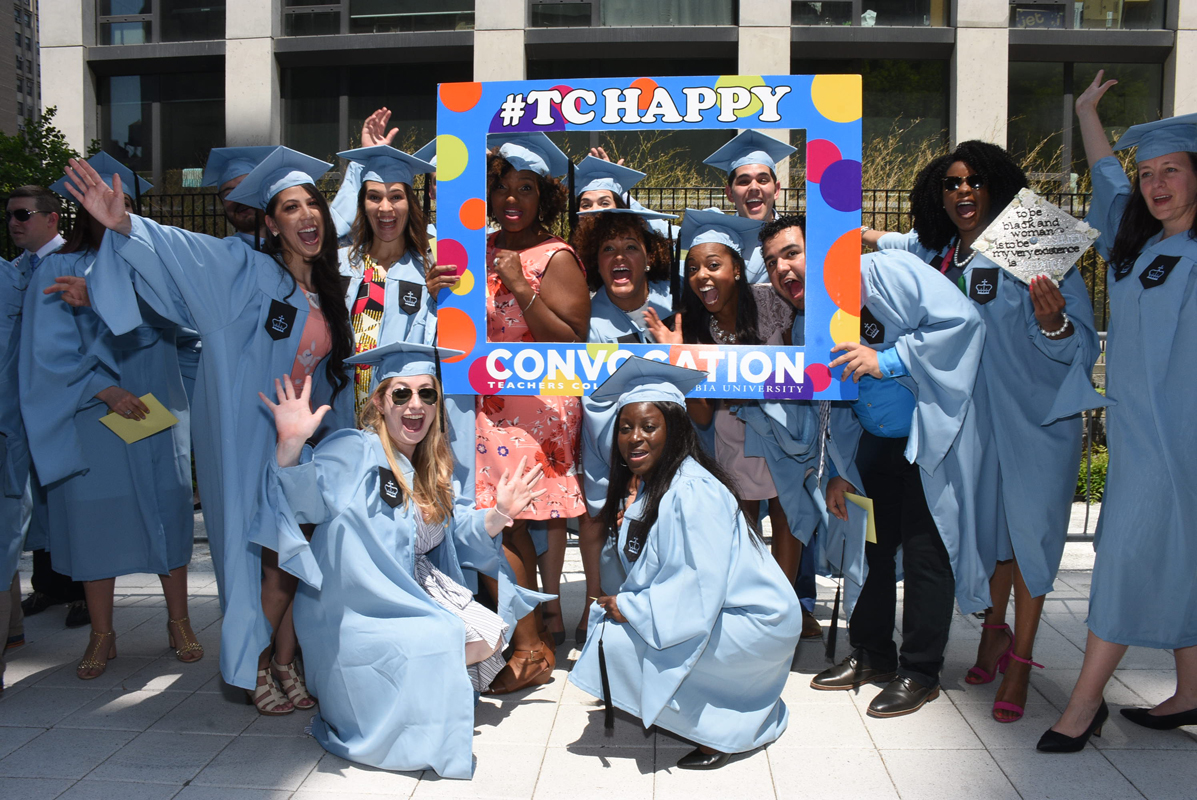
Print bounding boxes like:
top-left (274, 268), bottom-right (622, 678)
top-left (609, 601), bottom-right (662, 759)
top-left (679, 208), bottom-right (763, 256)
top-left (1112, 112), bottom-right (1197, 163)
top-left (591, 356), bottom-right (708, 412)
top-left (574, 155), bottom-right (647, 197)
top-left (703, 130), bottom-right (797, 176)
top-left (201, 146), bottom-right (277, 189)
top-left (224, 146), bottom-right (332, 211)
top-left (487, 132), bottom-right (570, 178)
top-left (576, 207), bottom-right (678, 222)
top-left (412, 138), bottom-right (437, 169)
top-left (337, 145), bottom-right (435, 186)
top-left (51, 151), bottom-right (152, 201)
top-left (344, 341), bottom-right (464, 383)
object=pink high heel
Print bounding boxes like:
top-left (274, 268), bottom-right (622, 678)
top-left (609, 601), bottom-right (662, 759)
top-left (965, 622), bottom-right (1014, 685)
top-left (992, 653), bottom-right (1044, 722)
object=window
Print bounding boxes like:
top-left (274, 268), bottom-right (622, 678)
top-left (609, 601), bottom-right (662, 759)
top-left (16, 77), bottom-right (22, 94)
top-left (97, 0), bottom-right (227, 44)
top-left (283, 0), bottom-right (474, 36)
top-left (792, 0), bottom-right (948, 26)
top-left (13, 31), bottom-right (19, 47)
top-left (1009, 0), bottom-right (1167, 30)
top-left (16, 101), bottom-right (23, 118)
top-left (15, 55), bottom-right (22, 71)
top-left (530, 0), bottom-right (735, 27)
top-left (25, 35), bottom-right (30, 50)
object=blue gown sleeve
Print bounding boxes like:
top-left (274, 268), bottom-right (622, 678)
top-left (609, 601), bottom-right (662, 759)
top-left (330, 162), bottom-right (363, 241)
top-left (449, 508), bottom-right (552, 627)
top-left (616, 480), bottom-right (735, 651)
top-left (1086, 156), bottom-right (1133, 261)
top-left (19, 256), bottom-right (119, 484)
top-left (0, 259), bottom-right (29, 497)
top-left (252, 429), bottom-right (372, 589)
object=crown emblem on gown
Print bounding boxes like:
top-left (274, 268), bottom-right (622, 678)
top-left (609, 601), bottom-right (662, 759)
top-left (1148, 265), bottom-right (1166, 280)
top-left (383, 480), bottom-right (400, 499)
top-left (862, 322), bottom-right (880, 339)
top-left (403, 290), bottom-right (418, 305)
top-left (974, 278), bottom-right (993, 296)
top-left (271, 314), bottom-right (289, 333)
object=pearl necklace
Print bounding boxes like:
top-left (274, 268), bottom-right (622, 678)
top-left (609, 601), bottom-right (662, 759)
top-left (953, 237), bottom-right (977, 269)
top-left (709, 317), bottom-right (737, 345)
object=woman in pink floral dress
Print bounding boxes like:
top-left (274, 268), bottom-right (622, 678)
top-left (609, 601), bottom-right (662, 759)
top-left (477, 134), bottom-right (591, 693)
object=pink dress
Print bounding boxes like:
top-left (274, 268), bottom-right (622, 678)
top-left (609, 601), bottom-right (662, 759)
top-left (475, 232), bottom-right (584, 520)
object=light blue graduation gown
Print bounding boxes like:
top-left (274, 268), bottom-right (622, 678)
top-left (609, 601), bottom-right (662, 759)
top-left (0, 257), bottom-right (30, 582)
top-left (87, 217), bottom-right (352, 689)
top-left (338, 248), bottom-right (436, 350)
top-left (580, 282), bottom-right (673, 515)
top-left (1084, 157), bottom-right (1197, 649)
top-left (19, 250), bottom-right (193, 581)
top-left (570, 457), bottom-right (802, 753)
top-left (822, 250), bottom-right (990, 615)
top-left (878, 230), bottom-right (1107, 596)
top-left (252, 429), bottom-right (546, 778)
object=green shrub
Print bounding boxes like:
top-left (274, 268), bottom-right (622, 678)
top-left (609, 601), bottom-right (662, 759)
top-left (1077, 445), bottom-right (1108, 503)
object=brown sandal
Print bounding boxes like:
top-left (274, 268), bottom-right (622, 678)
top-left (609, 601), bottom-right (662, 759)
top-left (167, 617), bottom-right (204, 663)
top-left (245, 667), bottom-right (294, 715)
top-left (484, 641), bottom-right (555, 695)
top-left (271, 656), bottom-right (317, 710)
top-left (77, 630), bottom-right (116, 680)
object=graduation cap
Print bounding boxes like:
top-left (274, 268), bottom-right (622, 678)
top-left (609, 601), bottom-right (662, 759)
top-left (573, 155), bottom-right (647, 197)
top-left (703, 130), bottom-right (797, 176)
top-left (412, 138), bottom-right (437, 169)
top-left (1112, 112), bottom-right (1197, 163)
top-left (201, 146), bottom-right (278, 189)
top-left (345, 341), bottom-right (465, 431)
top-left (336, 145), bottom-right (435, 187)
top-left (576, 207), bottom-right (678, 222)
top-left (679, 207), bottom-right (763, 256)
top-left (590, 356), bottom-right (708, 412)
top-left (224, 146), bottom-right (333, 211)
top-left (51, 151), bottom-right (153, 201)
top-left (487, 132), bottom-right (570, 178)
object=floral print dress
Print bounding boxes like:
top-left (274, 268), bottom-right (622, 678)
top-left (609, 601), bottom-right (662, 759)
top-left (475, 232), bottom-right (584, 520)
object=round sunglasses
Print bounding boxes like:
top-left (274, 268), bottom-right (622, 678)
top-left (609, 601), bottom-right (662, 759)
top-left (942, 175), bottom-right (986, 192)
top-left (390, 386), bottom-right (439, 406)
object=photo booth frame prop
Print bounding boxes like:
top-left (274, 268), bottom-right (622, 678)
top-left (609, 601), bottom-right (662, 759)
top-left (434, 75), bottom-right (863, 400)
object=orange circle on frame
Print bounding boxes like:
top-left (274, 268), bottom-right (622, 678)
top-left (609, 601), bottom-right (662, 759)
top-left (823, 228), bottom-right (862, 313)
top-left (440, 83), bottom-right (483, 113)
top-left (459, 198), bottom-right (487, 230)
top-left (437, 307), bottom-right (477, 362)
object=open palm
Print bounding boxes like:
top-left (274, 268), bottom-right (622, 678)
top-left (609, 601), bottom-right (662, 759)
top-left (259, 375), bottom-right (329, 444)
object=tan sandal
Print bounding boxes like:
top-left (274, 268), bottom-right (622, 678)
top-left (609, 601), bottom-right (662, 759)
top-left (271, 656), bottom-right (317, 710)
top-left (77, 630), bottom-right (116, 680)
top-left (167, 617), bottom-right (204, 663)
top-left (245, 667), bottom-right (294, 715)
top-left (484, 641), bottom-right (555, 695)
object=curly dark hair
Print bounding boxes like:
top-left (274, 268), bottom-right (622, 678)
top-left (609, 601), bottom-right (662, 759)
top-left (486, 153), bottom-right (569, 229)
top-left (262, 184), bottom-right (353, 400)
top-left (759, 213), bottom-right (806, 247)
top-left (1109, 152), bottom-right (1197, 271)
top-left (909, 140), bottom-right (1028, 252)
top-left (679, 242), bottom-right (761, 346)
top-left (568, 213), bottom-right (672, 292)
top-left (599, 401), bottom-right (763, 550)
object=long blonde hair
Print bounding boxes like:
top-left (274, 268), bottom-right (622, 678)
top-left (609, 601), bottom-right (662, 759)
top-left (358, 375), bottom-right (454, 525)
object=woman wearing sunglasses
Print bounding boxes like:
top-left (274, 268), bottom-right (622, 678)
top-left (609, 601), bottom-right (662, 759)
top-left (254, 343), bottom-right (546, 778)
top-left (868, 141), bottom-right (1106, 722)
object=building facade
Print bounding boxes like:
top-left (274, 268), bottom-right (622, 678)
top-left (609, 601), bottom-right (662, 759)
top-left (39, 0), bottom-right (1197, 185)
top-left (2, 0), bottom-right (40, 134)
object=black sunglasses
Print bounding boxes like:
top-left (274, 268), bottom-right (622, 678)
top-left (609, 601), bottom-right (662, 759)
top-left (942, 175), bottom-right (986, 192)
top-left (5, 209), bottom-right (45, 222)
top-left (390, 386), bottom-right (439, 406)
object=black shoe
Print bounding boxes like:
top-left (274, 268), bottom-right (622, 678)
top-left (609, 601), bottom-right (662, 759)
top-left (64, 600), bottom-right (90, 629)
top-left (1119, 704), bottom-right (1197, 730)
top-left (676, 747), bottom-right (731, 770)
top-left (811, 654), bottom-right (897, 691)
top-left (867, 676), bottom-right (941, 718)
top-left (800, 610), bottom-right (823, 639)
top-left (574, 626), bottom-right (587, 646)
top-left (1037, 700), bottom-right (1108, 753)
top-left (20, 591), bottom-right (64, 616)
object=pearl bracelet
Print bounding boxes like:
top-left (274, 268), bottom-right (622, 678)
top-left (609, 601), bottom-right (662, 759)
top-left (1040, 311), bottom-right (1070, 338)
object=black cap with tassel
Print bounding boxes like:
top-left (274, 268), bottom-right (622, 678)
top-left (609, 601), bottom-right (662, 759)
top-left (597, 618), bottom-right (615, 734)
top-left (825, 537), bottom-right (847, 663)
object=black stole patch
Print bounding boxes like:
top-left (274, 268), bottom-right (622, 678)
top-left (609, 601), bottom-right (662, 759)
top-left (859, 305), bottom-right (885, 345)
top-left (968, 268), bottom-right (999, 305)
top-left (616, 332), bottom-right (640, 344)
top-left (378, 467), bottom-right (404, 507)
top-left (264, 299), bottom-right (297, 340)
top-left (1139, 255), bottom-right (1181, 290)
top-left (397, 281), bottom-right (423, 314)
top-left (1111, 260), bottom-right (1135, 282)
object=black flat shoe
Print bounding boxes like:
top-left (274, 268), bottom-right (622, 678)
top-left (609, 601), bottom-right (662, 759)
top-left (1120, 705), bottom-right (1197, 730)
top-left (1037, 699), bottom-right (1108, 753)
top-left (867, 675), bottom-right (940, 717)
top-left (20, 591), bottom-right (64, 616)
top-left (676, 747), bottom-right (731, 770)
top-left (811, 653), bottom-right (897, 691)
top-left (65, 600), bottom-right (91, 629)
top-left (574, 626), bottom-right (587, 646)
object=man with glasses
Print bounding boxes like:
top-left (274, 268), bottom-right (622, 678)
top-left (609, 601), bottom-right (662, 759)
top-left (7, 186), bottom-right (89, 629)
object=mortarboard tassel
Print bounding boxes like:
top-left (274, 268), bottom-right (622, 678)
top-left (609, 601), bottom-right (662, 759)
top-left (423, 171), bottom-right (432, 222)
top-left (825, 537), bottom-right (847, 662)
top-left (254, 209), bottom-right (263, 251)
top-left (567, 161), bottom-right (577, 237)
top-left (433, 347), bottom-right (446, 433)
top-left (671, 228), bottom-right (682, 313)
top-left (598, 618), bottom-right (614, 734)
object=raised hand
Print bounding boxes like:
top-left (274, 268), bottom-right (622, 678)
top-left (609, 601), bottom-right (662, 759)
top-left (493, 455), bottom-right (547, 522)
top-left (830, 341), bottom-right (882, 382)
top-left (1075, 70), bottom-right (1117, 117)
top-left (588, 146), bottom-right (626, 166)
top-left (44, 275), bottom-right (91, 307)
top-left (1029, 275), bottom-right (1073, 338)
top-left (425, 263), bottom-right (461, 296)
top-left (643, 307), bottom-right (682, 344)
top-left (62, 158), bottom-right (133, 236)
top-left (97, 386), bottom-right (150, 421)
top-left (361, 107), bottom-right (399, 147)
top-left (259, 375), bottom-right (330, 467)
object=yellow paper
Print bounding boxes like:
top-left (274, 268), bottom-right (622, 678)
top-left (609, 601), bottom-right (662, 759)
top-left (843, 492), bottom-right (877, 544)
top-left (99, 393), bottom-right (178, 444)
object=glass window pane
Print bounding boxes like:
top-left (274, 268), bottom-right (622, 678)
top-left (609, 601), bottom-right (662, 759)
top-left (349, 0), bottom-right (474, 33)
top-left (1010, 4), bottom-right (1068, 28)
top-left (531, 3), bottom-right (592, 27)
top-left (100, 74), bottom-right (154, 175)
top-left (599, 0), bottom-right (733, 26)
top-left (158, 71), bottom-right (225, 175)
top-left (284, 10), bottom-right (342, 35)
top-left (100, 0), bottom-right (152, 13)
top-left (160, 0), bottom-right (226, 42)
top-left (1007, 61), bottom-right (1066, 168)
top-left (283, 66), bottom-right (341, 162)
top-left (345, 60), bottom-right (472, 153)
top-left (1073, 62), bottom-right (1162, 167)
top-left (1077, 0), bottom-right (1165, 29)
top-left (862, 0), bottom-right (948, 27)
top-left (792, 1), bottom-right (853, 25)
top-left (100, 20), bottom-right (152, 44)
